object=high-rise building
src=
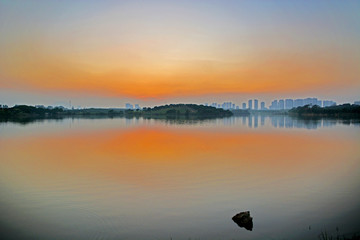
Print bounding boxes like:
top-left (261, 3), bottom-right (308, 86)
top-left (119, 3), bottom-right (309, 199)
top-left (248, 100), bottom-right (253, 110)
top-left (270, 100), bottom-right (278, 110)
top-left (323, 100), bottom-right (336, 107)
top-left (285, 99), bottom-right (293, 109)
top-left (294, 99), bottom-right (304, 108)
top-left (134, 104), bottom-right (140, 110)
top-left (125, 103), bottom-right (133, 109)
top-left (221, 102), bottom-right (233, 109)
top-left (304, 98), bottom-right (318, 106)
top-left (278, 100), bottom-right (284, 110)
top-left (242, 103), bottom-right (246, 109)
top-left (254, 99), bottom-right (258, 110)
top-left (260, 102), bottom-right (265, 110)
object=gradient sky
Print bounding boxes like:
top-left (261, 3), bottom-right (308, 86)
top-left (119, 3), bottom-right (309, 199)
top-left (0, 0), bottom-right (359, 107)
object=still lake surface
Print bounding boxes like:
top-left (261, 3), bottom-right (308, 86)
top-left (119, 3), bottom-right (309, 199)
top-left (1, 115), bottom-right (359, 240)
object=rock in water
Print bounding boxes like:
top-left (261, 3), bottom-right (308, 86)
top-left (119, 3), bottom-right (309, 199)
top-left (232, 211), bottom-right (253, 231)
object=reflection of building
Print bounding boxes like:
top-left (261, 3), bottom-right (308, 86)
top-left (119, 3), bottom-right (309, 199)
top-left (271, 116), bottom-right (278, 127)
top-left (254, 115), bottom-right (258, 128)
top-left (278, 115), bottom-right (285, 127)
top-left (242, 116), bottom-right (246, 125)
top-left (285, 116), bottom-right (293, 128)
top-left (261, 115), bottom-right (265, 126)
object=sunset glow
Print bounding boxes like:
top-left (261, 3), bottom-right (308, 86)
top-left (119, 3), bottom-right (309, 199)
top-left (1, 0), bottom-right (359, 105)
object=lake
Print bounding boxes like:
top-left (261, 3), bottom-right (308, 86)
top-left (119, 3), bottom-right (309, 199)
top-left (0, 115), bottom-right (359, 240)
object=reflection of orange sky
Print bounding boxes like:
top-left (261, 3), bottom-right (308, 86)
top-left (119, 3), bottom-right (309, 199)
top-left (1, 127), bottom-right (359, 190)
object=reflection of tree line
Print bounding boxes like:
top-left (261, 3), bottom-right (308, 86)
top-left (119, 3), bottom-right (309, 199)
top-left (223, 115), bottom-right (360, 129)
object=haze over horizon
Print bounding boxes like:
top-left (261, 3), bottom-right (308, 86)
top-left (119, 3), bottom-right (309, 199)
top-left (1, 0), bottom-right (359, 107)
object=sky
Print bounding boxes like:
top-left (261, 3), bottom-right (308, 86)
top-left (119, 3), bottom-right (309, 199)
top-left (0, 0), bottom-right (359, 108)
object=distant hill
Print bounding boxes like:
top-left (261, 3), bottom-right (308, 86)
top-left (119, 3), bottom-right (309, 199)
top-left (289, 104), bottom-right (360, 118)
top-left (0, 104), bottom-right (233, 123)
top-left (135, 104), bottom-right (233, 118)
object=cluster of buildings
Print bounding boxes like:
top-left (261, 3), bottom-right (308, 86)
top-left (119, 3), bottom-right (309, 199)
top-left (124, 98), bottom-right (359, 111)
top-left (268, 98), bottom-right (336, 110)
top-left (208, 102), bottom-right (239, 110)
top-left (205, 98), bottom-right (338, 111)
top-left (205, 100), bottom-right (267, 110)
top-left (125, 103), bottom-right (141, 110)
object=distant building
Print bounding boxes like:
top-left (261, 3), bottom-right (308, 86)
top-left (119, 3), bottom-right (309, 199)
top-left (236, 106), bottom-right (240, 110)
top-left (248, 100), bottom-right (252, 110)
top-left (316, 100), bottom-right (322, 107)
top-left (278, 100), bottom-right (284, 110)
top-left (254, 99), bottom-right (258, 110)
top-left (125, 103), bottom-right (133, 109)
top-left (222, 102), bottom-right (233, 109)
top-left (354, 101), bottom-right (360, 106)
top-left (323, 100), bottom-right (336, 107)
top-left (294, 99), bottom-right (304, 108)
top-left (285, 99), bottom-right (293, 109)
top-left (270, 100), bottom-right (278, 110)
top-left (134, 104), bottom-right (140, 110)
top-left (304, 98), bottom-right (318, 106)
top-left (242, 103), bottom-right (246, 109)
top-left (260, 102), bottom-right (266, 110)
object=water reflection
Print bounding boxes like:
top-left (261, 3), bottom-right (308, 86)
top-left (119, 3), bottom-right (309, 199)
top-left (231, 115), bottom-right (360, 129)
top-left (0, 117), bottom-right (359, 240)
top-left (1, 114), bottom-right (360, 129)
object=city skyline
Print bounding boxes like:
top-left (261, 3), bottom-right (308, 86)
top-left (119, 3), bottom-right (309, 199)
top-left (1, 1), bottom-right (360, 107)
top-left (3, 96), bottom-right (359, 110)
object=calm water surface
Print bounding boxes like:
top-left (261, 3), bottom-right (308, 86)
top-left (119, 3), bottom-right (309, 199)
top-left (1, 116), bottom-right (359, 240)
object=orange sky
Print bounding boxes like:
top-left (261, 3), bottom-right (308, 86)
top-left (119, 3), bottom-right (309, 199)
top-left (0, 1), bottom-right (359, 105)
